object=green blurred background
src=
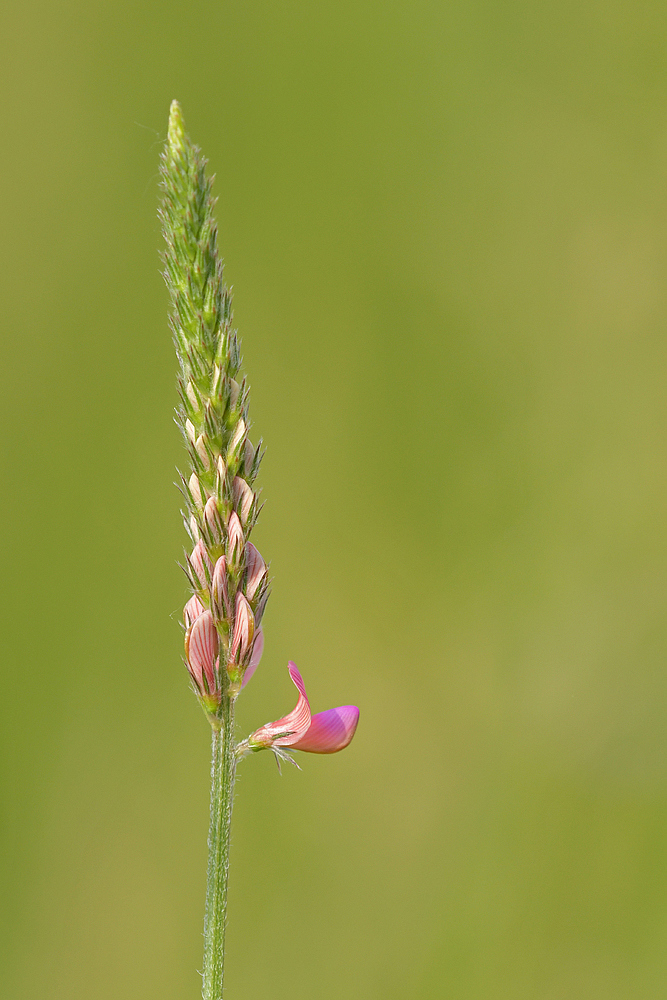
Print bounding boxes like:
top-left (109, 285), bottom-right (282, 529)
top-left (2, 1), bottom-right (667, 997)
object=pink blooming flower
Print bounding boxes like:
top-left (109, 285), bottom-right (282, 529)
top-left (246, 662), bottom-right (359, 756)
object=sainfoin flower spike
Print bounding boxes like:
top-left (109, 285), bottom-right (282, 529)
top-left (160, 100), bottom-right (359, 1000)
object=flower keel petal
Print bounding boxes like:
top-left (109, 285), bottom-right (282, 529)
top-left (291, 705), bottom-right (359, 753)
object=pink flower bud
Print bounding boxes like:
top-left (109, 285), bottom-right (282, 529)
top-left (203, 496), bottom-right (225, 543)
top-left (226, 511), bottom-right (244, 562)
top-left (227, 417), bottom-right (246, 458)
top-left (185, 609), bottom-right (219, 698)
top-left (230, 592), bottom-right (254, 662)
top-left (186, 381), bottom-right (199, 410)
top-left (188, 472), bottom-right (207, 509)
top-left (195, 434), bottom-right (210, 469)
top-left (229, 378), bottom-right (241, 407)
top-left (244, 543), bottom-right (266, 599)
top-left (189, 539), bottom-right (213, 589)
top-left (211, 556), bottom-right (230, 619)
top-left (232, 476), bottom-right (254, 523)
top-left (244, 437), bottom-right (255, 472)
top-left (184, 594), bottom-right (205, 628)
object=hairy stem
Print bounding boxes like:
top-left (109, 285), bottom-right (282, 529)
top-left (202, 696), bottom-right (236, 1000)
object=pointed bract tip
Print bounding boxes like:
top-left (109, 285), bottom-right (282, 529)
top-left (167, 100), bottom-right (185, 152)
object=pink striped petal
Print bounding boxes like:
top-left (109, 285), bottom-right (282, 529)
top-left (241, 628), bottom-right (264, 689)
top-left (184, 594), bottom-right (205, 628)
top-left (231, 592), bottom-right (254, 661)
top-left (186, 609), bottom-right (219, 693)
top-left (190, 539), bottom-right (213, 588)
top-left (291, 705), bottom-right (359, 753)
top-left (245, 543), bottom-right (266, 600)
top-left (249, 662), bottom-right (311, 747)
top-left (203, 496), bottom-right (224, 543)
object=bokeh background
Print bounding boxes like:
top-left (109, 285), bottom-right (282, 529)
top-left (2, 1), bottom-right (667, 997)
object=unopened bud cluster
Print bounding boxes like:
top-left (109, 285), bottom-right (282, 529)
top-left (160, 101), bottom-right (269, 718)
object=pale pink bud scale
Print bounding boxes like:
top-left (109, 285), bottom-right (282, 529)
top-left (184, 594), bottom-right (205, 628)
top-left (231, 592), bottom-right (254, 661)
top-left (228, 417), bottom-right (246, 456)
top-left (203, 496), bottom-right (224, 542)
top-left (188, 472), bottom-right (207, 509)
top-left (244, 543), bottom-right (266, 599)
top-left (244, 437), bottom-right (255, 471)
top-left (190, 539), bottom-right (213, 588)
top-left (232, 476), bottom-right (254, 523)
top-left (227, 511), bottom-right (244, 560)
top-left (211, 556), bottom-right (230, 619)
top-left (195, 434), bottom-right (210, 469)
top-left (186, 381), bottom-right (199, 410)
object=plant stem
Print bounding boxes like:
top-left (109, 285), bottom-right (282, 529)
top-left (202, 695), bottom-right (236, 1000)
